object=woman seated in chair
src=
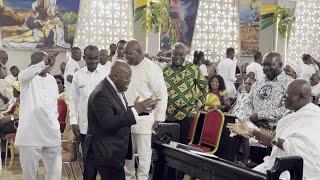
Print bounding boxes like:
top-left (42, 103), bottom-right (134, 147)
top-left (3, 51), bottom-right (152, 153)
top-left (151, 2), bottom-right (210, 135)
top-left (204, 75), bottom-right (231, 112)
top-left (54, 75), bottom-right (68, 133)
top-left (0, 81), bottom-right (20, 137)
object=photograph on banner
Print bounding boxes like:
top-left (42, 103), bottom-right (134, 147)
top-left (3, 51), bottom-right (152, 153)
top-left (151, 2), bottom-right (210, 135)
top-left (239, 0), bottom-right (261, 55)
top-left (0, 0), bottom-right (80, 50)
top-left (160, 0), bottom-right (200, 51)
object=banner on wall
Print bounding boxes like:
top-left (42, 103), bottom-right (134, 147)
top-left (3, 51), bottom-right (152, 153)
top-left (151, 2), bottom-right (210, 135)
top-left (160, 0), bottom-right (200, 51)
top-left (239, 0), bottom-right (262, 56)
top-left (0, 0), bottom-right (80, 50)
top-left (260, 5), bottom-right (277, 30)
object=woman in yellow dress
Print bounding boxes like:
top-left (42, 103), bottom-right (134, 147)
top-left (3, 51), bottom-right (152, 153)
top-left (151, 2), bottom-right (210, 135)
top-left (204, 75), bottom-right (230, 111)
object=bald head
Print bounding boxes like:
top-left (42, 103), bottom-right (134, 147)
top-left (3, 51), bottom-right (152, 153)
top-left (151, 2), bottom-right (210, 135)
top-left (125, 40), bottom-right (144, 65)
top-left (109, 61), bottom-right (132, 92)
top-left (31, 51), bottom-right (48, 65)
top-left (110, 61), bottom-right (131, 75)
top-left (284, 79), bottom-right (311, 111)
top-left (0, 50), bottom-right (8, 65)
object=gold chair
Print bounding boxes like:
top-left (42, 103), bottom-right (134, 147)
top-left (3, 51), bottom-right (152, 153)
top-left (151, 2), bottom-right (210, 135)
top-left (3, 133), bottom-right (16, 170)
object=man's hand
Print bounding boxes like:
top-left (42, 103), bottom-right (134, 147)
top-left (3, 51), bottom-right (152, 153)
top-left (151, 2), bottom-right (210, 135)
top-left (71, 124), bottom-right (80, 138)
top-left (134, 96), bottom-right (156, 114)
top-left (249, 113), bottom-right (259, 123)
top-left (44, 54), bottom-right (55, 66)
top-left (227, 120), bottom-right (252, 136)
top-left (255, 128), bottom-right (274, 147)
top-left (152, 121), bottom-right (160, 131)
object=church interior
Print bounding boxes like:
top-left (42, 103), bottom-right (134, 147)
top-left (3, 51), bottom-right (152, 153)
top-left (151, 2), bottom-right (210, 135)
top-left (0, 0), bottom-right (320, 179)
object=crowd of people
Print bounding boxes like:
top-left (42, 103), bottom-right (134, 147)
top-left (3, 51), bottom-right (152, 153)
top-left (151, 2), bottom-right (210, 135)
top-left (1, 39), bottom-right (320, 180)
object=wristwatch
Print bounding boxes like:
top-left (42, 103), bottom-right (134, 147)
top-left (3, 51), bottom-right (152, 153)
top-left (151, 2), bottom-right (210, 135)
top-left (271, 137), bottom-right (279, 146)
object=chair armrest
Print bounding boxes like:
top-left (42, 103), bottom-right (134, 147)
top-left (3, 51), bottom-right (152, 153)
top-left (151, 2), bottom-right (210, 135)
top-left (267, 156), bottom-right (303, 180)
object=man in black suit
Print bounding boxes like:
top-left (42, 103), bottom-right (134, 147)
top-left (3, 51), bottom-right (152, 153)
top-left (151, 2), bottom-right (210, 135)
top-left (84, 61), bottom-right (156, 180)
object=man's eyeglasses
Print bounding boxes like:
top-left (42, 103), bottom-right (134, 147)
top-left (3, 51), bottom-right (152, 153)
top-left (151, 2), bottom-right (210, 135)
top-left (125, 51), bottom-right (136, 56)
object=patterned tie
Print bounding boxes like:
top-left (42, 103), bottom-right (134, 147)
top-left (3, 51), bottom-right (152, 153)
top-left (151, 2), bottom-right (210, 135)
top-left (120, 92), bottom-right (129, 109)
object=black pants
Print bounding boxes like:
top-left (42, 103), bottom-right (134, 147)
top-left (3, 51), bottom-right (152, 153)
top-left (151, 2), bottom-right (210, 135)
top-left (0, 121), bottom-right (17, 137)
top-left (169, 116), bottom-right (194, 144)
top-left (84, 144), bottom-right (125, 180)
top-left (250, 146), bottom-right (272, 164)
top-left (80, 133), bottom-right (86, 156)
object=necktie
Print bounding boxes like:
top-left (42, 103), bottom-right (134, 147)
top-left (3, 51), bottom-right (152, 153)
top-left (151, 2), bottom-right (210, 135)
top-left (120, 92), bottom-right (129, 109)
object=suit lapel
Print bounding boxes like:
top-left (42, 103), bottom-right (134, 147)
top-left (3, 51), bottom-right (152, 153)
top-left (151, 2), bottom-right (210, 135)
top-left (104, 78), bottom-right (127, 111)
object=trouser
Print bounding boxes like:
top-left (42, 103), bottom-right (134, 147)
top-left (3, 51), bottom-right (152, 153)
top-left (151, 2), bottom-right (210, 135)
top-left (19, 146), bottom-right (62, 180)
top-left (84, 149), bottom-right (125, 180)
top-left (168, 116), bottom-right (194, 144)
top-left (125, 133), bottom-right (152, 180)
top-left (80, 133), bottom-right (86, 156)
top-left (250, 146), bottom-right (272, 164)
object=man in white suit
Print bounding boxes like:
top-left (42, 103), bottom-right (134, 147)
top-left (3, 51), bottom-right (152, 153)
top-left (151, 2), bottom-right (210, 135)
top-left (124, 40), bottom-right (168, 180)
top-left (217, 47), bottom-right (237, 98)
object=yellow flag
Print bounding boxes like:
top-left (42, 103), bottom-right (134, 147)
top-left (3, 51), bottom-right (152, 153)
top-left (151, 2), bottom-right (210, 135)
top-left (135, 0), bottom-right (148, 9)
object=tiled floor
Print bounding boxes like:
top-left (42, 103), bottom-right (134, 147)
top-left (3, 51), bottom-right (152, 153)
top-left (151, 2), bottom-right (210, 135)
top-left (0, 156), bottom-right (190, 180)
top-left (0, 155), bottom-right (84, 180)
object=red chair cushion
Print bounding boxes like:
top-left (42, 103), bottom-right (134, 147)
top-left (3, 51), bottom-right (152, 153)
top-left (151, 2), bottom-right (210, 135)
top-left (57, 99), bottom-right (67, 133)
top-left (201, 111), bottom-right (223, 146)
top-left (189, 144), bottom-right (211, 153)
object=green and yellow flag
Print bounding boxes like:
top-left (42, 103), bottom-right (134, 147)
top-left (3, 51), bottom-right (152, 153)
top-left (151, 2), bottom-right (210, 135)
top-left (260, 5), bottom-right (278, 30)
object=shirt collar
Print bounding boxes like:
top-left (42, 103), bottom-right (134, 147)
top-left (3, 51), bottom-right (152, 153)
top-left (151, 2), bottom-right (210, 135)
top-left (169, 60), bottom-right (187, 69)
top-left (264, 71), bottom-right (286, 82)
top-left (106, 75), bottom-right (120, 93)
top-left (85, 64), bottom-right (101, 74)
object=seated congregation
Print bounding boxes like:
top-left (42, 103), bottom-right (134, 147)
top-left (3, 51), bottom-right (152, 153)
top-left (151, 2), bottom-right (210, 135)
top-left (0, 40), bottom-right (320, 180)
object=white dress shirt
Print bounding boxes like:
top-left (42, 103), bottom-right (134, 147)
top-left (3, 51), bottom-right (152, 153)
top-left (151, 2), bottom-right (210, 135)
top-left (16, 61), bottom-right (61, 146)
top-left (64, 58), bottom-right (80, 93)
top-left (125, 58), bottom-right (168, 134)
top-left (199, 64), bottom-right (208, 77)
top-left (100, 61), bottom-right (112, 73)
top-left (217, 58), bottom-right (237, 98)
top-left (105, 76), bottom-right (139, 118)
top-left (254, 103), bottom-right (320, 179)
top-left (246, 62), bottom-right (265, 81)
top-left (69, 64), bottom-right (108, 134)
top-left (4, 74), bottom-right (16, 87)
top-left (300, 64), bottom-right (316, 82)
top-left (311, 82), bottom-right (320, 97)
top-left (0, 78), bottom-right (13, 111)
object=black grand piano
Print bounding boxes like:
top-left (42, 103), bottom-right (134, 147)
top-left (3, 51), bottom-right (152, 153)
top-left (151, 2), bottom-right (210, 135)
top-left (152, 119), bottom-right (303, 180)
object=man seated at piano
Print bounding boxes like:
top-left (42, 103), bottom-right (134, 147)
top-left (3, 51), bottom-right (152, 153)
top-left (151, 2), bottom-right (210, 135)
top-left (227, 79), bottom-right (320, 179)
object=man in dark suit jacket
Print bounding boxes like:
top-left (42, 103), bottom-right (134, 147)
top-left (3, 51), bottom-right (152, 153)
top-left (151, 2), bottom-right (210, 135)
top-left (84, 61), bottom-right (156, 180)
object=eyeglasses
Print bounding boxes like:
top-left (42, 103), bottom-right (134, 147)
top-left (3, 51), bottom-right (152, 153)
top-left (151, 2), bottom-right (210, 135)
top-left (125, 50), bottom-right (136, 56)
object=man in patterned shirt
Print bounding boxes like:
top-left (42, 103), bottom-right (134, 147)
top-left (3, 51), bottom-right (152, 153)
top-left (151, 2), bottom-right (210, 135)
top-left (238, 52), bottom-right (292, 164)
top-left (163, 43), bottom-right (208, 144)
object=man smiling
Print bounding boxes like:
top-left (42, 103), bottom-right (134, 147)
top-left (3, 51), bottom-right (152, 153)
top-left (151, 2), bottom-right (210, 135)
top-left (69, 45), bottom-right (108, 161)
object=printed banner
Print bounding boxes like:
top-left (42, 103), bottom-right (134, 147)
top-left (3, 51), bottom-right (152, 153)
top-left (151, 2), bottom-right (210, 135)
top-left (239, 0), bottom-right (262, 55)
top-left (0, 0), bottom-right (80, 50)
